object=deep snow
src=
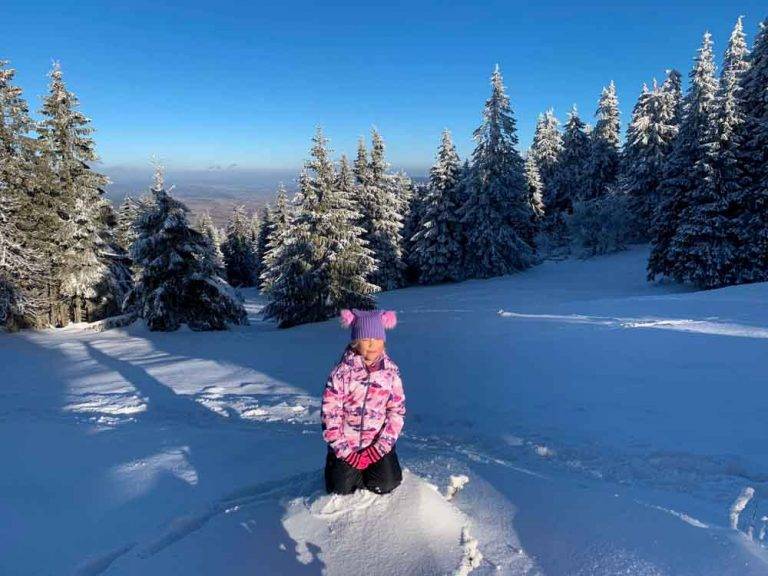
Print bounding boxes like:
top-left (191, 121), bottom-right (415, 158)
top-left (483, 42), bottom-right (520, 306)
top-left (2, 245), bottom-right (767, 575)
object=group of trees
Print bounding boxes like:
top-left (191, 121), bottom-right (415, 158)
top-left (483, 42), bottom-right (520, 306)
top-left (646, 18), bottom-right (768, 288)
top-left (0, 61), bottom-right (132, 329)
top-left (0, 62), bottom-right (246, 331)
top-left (3, 14), bottom-right (767, 331)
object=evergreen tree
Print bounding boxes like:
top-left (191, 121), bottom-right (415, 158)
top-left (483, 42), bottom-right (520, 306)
top-left (649, 32), bottom-right (721, 285)
top-left (0, 60), bottom-right (41, 326)
top-left (262, 128), bottom-right (377, 327)
top-left (356, 129), bottom-right (405, 290)
top-left (461, 65), bottom-right (534, 277)
top-left (253, 204), bottom-right (271, 283)
top-left (195, 211), bottom-right (225, 274)
top-left (622, 74), bottom-right (682, 238)
top-left (38, 63), bottom-right (121, 324)
top-left (411, 129), bottom-right (465, 284)
top-left (116, 196), bottom-right (140, 253)
top-left (125, 168), bottom-right (247, 331)
top-left (733, 18), bottom-right (768, 283)
top-left (260, 184), bottom-right (293, 291)
top-left (524, 153), bottom-right (545, 220)
top-left (550, 105), bottom-right (591, 215)
top-left (530, 108), bottom-right (563, 207)
top-left (221, 205), bottom-right (258, 287)
top-left (587, 81), bottom-right (621, 199)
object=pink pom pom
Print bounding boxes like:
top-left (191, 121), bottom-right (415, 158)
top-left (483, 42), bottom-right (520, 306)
top-left (340, 309), bottom-right (355, 328)
top-left (381, 310), bottom-right (398, 329)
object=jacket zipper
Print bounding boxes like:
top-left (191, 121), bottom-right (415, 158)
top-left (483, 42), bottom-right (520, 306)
top-left (358, 378), bottom-right (371, 450)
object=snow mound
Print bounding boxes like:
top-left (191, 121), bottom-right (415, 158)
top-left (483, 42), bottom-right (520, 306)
top-left (282, 470), bottom-right (475, 575)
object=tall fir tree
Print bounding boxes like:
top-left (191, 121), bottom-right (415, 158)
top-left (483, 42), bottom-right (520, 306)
top-left (195, 211), bottom-right (225, 275)
top-left (125, 168), bottom-right (247, 331)
top-left (221, 205), bottom-right (258, 287)
top-left (411, 129), bottom-right (465, 284)
top-left (355, 129), bottom-right (405, 290)
top-left (0, 60), bottom-right (41, 326)
top-left (550, 105), bottom-right (591, 216)
top-left (38, 63), bottom-right (126, 324)
top-left (260, 184), bottom-right (293, 291)
top-left (461, 65), bottom-right (535, 277)
top-left (262, 128), bottom-right (377, 327)
top-left (530, 108), bottom-right (563, 209)
top-left (622, 72), bottom-right (682, 238)
top-left (649, 32), bottom-right (722, 285)
top-left (524, 153), bottom-right (545, 221)
top-left (587, 81), bottom-right (621, 199)
top-left (733, 18), bottom-right (768, 283)
top-left (253, 203), bottom-right (272, 283)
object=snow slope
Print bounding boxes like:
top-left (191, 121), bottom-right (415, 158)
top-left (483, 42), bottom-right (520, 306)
top-left (2, 245), bottom-right (767, 575)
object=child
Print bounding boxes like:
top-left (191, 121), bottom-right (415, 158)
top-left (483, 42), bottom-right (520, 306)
top-left (321, 308), bottom-right (405, 495)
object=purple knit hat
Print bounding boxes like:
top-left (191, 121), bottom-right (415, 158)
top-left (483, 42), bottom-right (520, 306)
top-left (340, 309), bottom-right (397, 341)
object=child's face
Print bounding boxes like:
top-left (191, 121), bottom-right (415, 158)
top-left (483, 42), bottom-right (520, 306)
top-left (353, 338), bottom-right (385, 363)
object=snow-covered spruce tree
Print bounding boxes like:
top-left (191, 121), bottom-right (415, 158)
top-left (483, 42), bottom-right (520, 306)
top-left (221, 206), bottom-right (258, 287)
top-left (530, 108), bottom-right (563, 208)
top-left (125, 169), bottom-right (247, 331)
top-left (355, 129), bottom-right (405, 290)
top-left (621, 73), bottom-right (682, 239)
top-left (461, 66), bottom-right (535, 278)
top-left (115, 196), bottom-right (140, 253)
top-left (550, 105), bottom-right (592, 215)
top-left (707, 17), bottom-right (751, 285)
top-left (0, 186), bottom-right (33, 329)
top-left (37, 63), bottom-right (129, 324)
top-left (195, 211), bottom-right (225, 275)
top-left (0, 60), bottom-right (42, 326)
top-left (253, 204), bottom-right (271, 283)
top-left (411, 128), bottom-right (465, 284)
top-left (648, 32), bottom-right (722, 285)
top-left (524, 153), bottom-right (545, 221)
top-left (262, 128), bottom-right (377, 328)
top-left (586, 81), bottom-right (621, 200)
top-left (732, 17), bottom-right (768, 283)
top-left (259, 184), bottom-right (293, 292)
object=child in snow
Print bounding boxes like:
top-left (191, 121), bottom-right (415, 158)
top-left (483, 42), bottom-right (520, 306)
top-left (321, 309), bottom-right (405, 495)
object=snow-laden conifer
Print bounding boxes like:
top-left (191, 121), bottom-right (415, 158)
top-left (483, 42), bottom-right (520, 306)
top-left (221, 206), bottom-right (258, 287)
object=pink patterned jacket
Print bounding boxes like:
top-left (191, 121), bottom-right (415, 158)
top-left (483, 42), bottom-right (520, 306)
top-left (321, 348), bottom-right (406, 459)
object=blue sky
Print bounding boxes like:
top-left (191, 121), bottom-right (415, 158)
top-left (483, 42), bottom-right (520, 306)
top-left (4, 1), bottom-right (767, 176)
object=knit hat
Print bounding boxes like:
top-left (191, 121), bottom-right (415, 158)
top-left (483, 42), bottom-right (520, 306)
top-left (340, 309), bottom-right (397, 341)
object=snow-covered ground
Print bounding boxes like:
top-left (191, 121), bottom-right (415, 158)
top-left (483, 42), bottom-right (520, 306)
top-left (2, 245), bottom-right (767, 575)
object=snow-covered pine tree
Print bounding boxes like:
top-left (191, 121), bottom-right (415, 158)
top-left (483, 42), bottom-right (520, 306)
top-left (195, 211), bottom-right (225, 275)
top-left (706, 17), bottom-right (751, 285)
top-left (732, 17), bottom-right (768, 283)
top-left (411, 128), bottom-right (465, 284)
top-left (0, 60), bottom-right (41, 326)
top-left (586, 81), bottom-right (621, 200)
top-left (253, 204), bottom-right (271, 284)
top-left (649, 32), bottom-right (722, 285)
top-left (524, 153), bottom-right (545, 221)
top-left (262, 128), bottom-right (377, 327)
top-left (125, 168), bottom-right (247, 331)
top-left (461, 66), bottom-right (535, 278)
top-left (221, 206), bottom-right (258, 287)
top-left (356, 129), bottom-right (405, 290)
top-left (259, 184), bottom-right (293, 292)
top-left (549, 105), bottom-right (591, 216)
top-left (623, 84), bottom-right (663, 237)
top-left (116, 196), bottom-right (140, 253)
top-left (530, 109), bottom-right (563, 209)
top-left (37, 63), bottom-right (125, 324)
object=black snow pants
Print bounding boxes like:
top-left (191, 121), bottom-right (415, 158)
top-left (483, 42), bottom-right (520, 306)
top-left (324, 445), bottom-right (402, 495)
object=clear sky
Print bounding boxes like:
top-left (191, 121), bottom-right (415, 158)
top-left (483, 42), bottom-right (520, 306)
top-left (4, 1), bottom-right (767, 175)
